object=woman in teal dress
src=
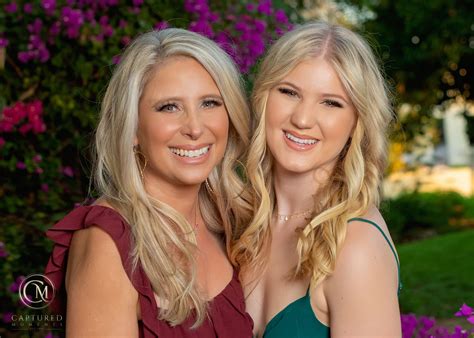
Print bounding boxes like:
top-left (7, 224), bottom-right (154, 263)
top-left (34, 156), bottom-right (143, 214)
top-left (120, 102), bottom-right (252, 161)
top-left (232, 21), bottom-right (402, 337)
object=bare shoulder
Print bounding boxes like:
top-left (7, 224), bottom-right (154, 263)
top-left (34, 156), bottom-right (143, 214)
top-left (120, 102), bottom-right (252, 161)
top-left (329, 206), bottom-right (399, 291)
top-left (346, 206), bottom-right (397, 259)
top-left (65, 212), bottom-right (138, 336)
top-left (322, 206), bottom-right (401, 336)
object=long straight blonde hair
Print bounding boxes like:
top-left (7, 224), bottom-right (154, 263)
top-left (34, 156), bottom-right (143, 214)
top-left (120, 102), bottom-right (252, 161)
top-left (94, 28), bottom-right (251, 326)
top-left (232, 21), bottom-right (393, 288)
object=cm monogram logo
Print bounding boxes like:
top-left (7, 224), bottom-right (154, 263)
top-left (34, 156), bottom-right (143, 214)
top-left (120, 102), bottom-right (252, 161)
top-left (18, 274), bottom-right (55, 309)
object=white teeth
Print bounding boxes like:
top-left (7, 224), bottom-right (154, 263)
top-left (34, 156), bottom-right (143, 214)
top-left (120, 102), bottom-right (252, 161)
top-left (170, 146), bottom-right (210, 158)
top-left (285, 132), bottom-right (317, 145)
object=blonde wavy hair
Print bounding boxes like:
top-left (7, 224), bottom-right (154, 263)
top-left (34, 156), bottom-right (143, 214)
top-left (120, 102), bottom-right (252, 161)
top-left (231, 21), bottom-right (393, 289)
top-left (93, 28), bottom-right (251, 326)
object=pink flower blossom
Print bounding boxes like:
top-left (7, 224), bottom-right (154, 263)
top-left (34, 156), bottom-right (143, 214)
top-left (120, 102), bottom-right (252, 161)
top-left (33, 154), bottom-right (42, 163)
top-left (456, 304), bottom-right (474, 317)
top-left (111, 55), bottom-right (121, 64)
top-left (41, 0), bottom-right (56, 16)
top-left (274, 9), bottom-right (288, 24)
top-left (2, 312), bottom-right (13, 324)
top-left (0, 37), bottom-right (9, 48)
top-left (62, 166), bottom-right (74, 177)
top-left (16, 161), bottom-right (26, 170)
top-left (23, 3), bottom-right (33, 14)
top-left (0, 242), bottom-right (8, 258)
top-left (0, 137), bottom-right (5, 148)
top-left (257, 0), bottom-right (272, 15)
top-left (154, 21), bottom-right (169, 31)
top-left (41, 183), bottom-right (49, 192)
top-left (9, 275), bottom-right (26, 293)
top-left (4, 2), bottom-right (18, 14)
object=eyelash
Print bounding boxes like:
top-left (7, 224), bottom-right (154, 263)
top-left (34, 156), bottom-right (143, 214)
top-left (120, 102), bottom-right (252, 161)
top-left (278, 87), bottom-right (344, 108)
top-left (278, 87), bottom-right (298, 97)
top-left (322, 99), bottom-right (343, 108)
top-left (156, 103), bottom-right (179, 112)
top-left (202, 99), bottom-right (222, 109)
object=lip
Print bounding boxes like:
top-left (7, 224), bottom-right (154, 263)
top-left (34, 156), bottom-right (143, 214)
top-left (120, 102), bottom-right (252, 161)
top-left (282, 130), bottom-right (318, 151)
top-left (283, 130), bottom-right (318, 141)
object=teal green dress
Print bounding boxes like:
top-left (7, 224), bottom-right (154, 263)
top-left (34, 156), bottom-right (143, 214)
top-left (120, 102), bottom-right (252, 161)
top-left (262, 218), bottom-right (402, 338)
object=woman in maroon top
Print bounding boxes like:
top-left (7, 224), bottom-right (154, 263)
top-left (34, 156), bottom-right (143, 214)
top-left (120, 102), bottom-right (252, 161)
top-left (44, 28), bottom-right (253, 337)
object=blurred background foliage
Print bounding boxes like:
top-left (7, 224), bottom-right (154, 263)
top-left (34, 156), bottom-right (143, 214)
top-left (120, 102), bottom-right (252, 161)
top-left (0, 0), bottom-right (473, 336)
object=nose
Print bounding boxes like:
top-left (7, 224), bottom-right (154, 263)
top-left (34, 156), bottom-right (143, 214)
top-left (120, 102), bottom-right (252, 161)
top-left (181, 108), bottom-right (204, 140)
top-left (290, 100), bottom-right (317, 130)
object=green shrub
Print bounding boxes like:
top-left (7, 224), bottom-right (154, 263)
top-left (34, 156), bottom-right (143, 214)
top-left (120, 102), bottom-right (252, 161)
top-left (382, 191), bottom-right (469, 242)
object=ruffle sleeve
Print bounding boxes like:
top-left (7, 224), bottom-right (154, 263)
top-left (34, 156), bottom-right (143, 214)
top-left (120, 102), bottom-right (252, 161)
top-left (44, 205), bottom-right (253, 337)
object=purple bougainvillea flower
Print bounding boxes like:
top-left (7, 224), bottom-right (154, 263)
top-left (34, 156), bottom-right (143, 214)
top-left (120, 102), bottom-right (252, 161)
top-left (154, 21), bottom-right (169, 31)
top-left (0, 38), bottom-right (8, 48)
top-left (41, 0), bottom-right (56, 16)
top-left (16, 161), bottom-right (27, 170)
top-left (253, 19), bottom-right (267, 33)
top-left (468, 315), bottom-right (474, 324)
top-left (111, 54), bottom-right (121, 65)
top-left (118, 19), bottom-right (128, 29)
top-left (33, 154), bottom-right (42, 163)
top-left (456, 304), bottom-right (474, 317)
top-left (2, 312), bottom-right (13, 323)
top-left (133, 0), bottom-right (143, 6)
top-left (189, 20), bottom-right (214, 38)
top-left (121, 36), bottom-right (131, 46)
top-left (0, 137), bottom-right (5, 148)
top-left (9, 275), bottom-right (26, 292)
top-left (23, 3), bottom-right (33, 13)
top-left (0, 241), bottom-right (8, 258)
top-left (49, 21), bottom-right (61, 37)
top-left (41, 183), bottom-right (49, 192)
top-left (257, 0), bottom-right (272, 15)
top-left (246, 3), bottom-right (255, 11)
top-left (4, 2), bottom-right (18, 13)
top-left (274, 9), bottom-right (289, 24)
top-left (62, 166), bottom-right (74, 177)
top-left (27, 18), bottom-right (43, 34)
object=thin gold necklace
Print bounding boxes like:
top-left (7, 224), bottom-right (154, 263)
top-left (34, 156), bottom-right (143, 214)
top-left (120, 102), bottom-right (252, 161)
top-left (276, 208), bottom-right (313, 222)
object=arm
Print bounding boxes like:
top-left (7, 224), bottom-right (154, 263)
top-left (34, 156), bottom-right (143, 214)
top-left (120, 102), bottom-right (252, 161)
top-left (324, 217), bottom-right (401, 337)
top-left (65, 226), bottom-right (139, 337)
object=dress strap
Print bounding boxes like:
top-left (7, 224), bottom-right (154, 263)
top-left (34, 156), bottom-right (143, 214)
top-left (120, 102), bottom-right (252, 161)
top-left (348, 217), bottom-right (402, 294)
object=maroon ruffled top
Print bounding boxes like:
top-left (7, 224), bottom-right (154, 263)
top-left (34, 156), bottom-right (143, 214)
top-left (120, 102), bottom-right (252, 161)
top-left (44, 205), bottom-right (253, 337)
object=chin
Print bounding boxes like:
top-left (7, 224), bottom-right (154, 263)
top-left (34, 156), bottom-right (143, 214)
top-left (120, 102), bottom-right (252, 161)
top-left (274, 156), bottom-right (315, 174)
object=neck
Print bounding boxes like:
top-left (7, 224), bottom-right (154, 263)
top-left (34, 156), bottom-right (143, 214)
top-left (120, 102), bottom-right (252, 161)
top-left (272, 164), bottom-right (329, 217)
top-left (144, 177), bottom-right (201, 225)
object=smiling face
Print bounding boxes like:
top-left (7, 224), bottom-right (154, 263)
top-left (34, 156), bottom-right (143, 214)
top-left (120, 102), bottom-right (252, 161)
top-left (265, 57), bottom-right (357, 176)
top-left (137, 56), bottom-right (229, 189)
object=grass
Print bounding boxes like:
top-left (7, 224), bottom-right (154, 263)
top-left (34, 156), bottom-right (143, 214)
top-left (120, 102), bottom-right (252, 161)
top-left (397, 229), bottom-right (474, 318)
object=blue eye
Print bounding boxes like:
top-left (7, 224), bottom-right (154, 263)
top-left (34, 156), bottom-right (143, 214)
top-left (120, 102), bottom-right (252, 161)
top-left (157, 103), bottom-right (179, 113)
top-left (278, 87), bottom-right (298, 97)
top-left (323, 99), bottom-right (343, 108)
top-left (202, 99), bottom-right (222, 109)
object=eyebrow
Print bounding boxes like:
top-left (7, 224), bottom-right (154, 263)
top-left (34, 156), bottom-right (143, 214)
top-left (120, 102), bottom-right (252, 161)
top-left (150, 94), bottom-right (223, 105)
top-left (277, 81), bottom-right (351, 105)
